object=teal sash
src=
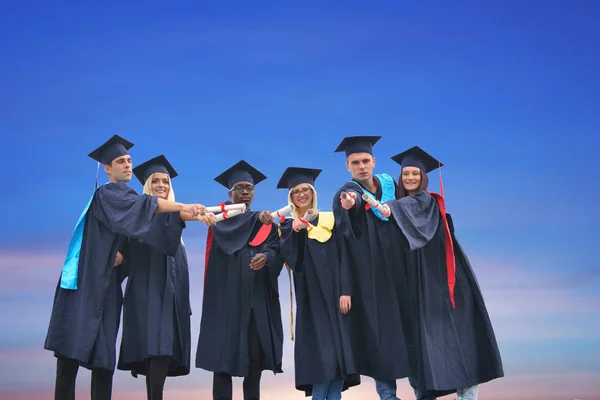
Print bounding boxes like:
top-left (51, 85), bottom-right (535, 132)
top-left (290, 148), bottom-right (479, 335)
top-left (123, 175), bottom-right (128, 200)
top-left (349, 173), bottom-right (395, 221)
top-left (60, 189), bottom-right (98, 290)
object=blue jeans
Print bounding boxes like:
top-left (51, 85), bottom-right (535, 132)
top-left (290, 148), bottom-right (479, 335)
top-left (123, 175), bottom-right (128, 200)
top-left (375, 379), bottom-right (400, 400)
top-left (457, 385), bottom-right (479, 400)
top-left (312, 379), bottom-right (344, 400)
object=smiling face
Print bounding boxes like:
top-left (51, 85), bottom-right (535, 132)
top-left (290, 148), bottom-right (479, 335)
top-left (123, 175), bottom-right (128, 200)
top-left (290, 183), bottom-right (314, 211)
top-left (105, 154), bottom-right (132, 183)
top-left (401, 166), bottom-right (422, 194)
top-left (150, 172), bottom-right (170, 199)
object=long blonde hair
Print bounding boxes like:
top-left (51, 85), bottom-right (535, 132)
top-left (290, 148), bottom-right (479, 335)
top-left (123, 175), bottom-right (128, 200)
top-left (143, 172), bottom-right (176, 201)
top-left (143, 172), bottom-right (184, 245)
top-left (288, 183), bottom-right (319, 219)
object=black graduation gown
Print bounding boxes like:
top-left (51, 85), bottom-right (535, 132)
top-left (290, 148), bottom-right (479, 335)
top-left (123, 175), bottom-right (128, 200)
top-left (332, 178), bottom-right (411, 381)
top-left (196, 210), bottom-right (284, 377)
top-left (118, 212), bottom-right (192, 377)
top-left (386, 191), bottom-right (504, 399)
top-left (44, 182), bottom-right (177, 371)
top-left (279, 214), bottom-right (360, 396)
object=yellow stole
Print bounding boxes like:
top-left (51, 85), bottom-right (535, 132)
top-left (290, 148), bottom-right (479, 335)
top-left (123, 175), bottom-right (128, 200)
top-left (279, 212), bottom-right (335, 341)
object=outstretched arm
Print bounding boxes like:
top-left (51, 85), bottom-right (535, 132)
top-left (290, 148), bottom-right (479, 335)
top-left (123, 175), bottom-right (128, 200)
top-left (338, 189), bottom-right (363, 211)
top-left (180, 211), bottom-right (217, 226)
top-left (156, 197), bottom-right (205, 217)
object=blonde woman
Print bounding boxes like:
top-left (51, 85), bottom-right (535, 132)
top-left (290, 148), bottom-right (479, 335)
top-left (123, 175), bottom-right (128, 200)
top-left (118, 155), bottom-right (215, 400)
top-left (45, 137), bottom-right (206, 400)
top-left (261, 167), bottom-right (359, 400)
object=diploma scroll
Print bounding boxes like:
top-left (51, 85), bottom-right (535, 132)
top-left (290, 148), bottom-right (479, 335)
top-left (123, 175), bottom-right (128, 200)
top-left (298, 209), bottom-right (314, 228)
top-left (361, 193), bottom-right (389, 213)
top-left (303, 209), bottom-right (315, 221)
top-left (340, 191), bottom-right (357, 201)
top-left (214, 208), bottom-right (244, 222)
top-left (270, 204), bottom-right (295, 219)
top-left (204, 203), bottom-right (246, 213)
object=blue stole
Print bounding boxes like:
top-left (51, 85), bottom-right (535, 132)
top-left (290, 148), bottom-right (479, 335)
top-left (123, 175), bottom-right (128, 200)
top-left (349, 173), bottom-right (395, 221)
top-left (60, 188), bottom-right (100, 290)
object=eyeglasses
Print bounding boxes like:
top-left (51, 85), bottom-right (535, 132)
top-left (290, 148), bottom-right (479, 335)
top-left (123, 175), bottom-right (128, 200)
top-left (230, 184), bottom-right (255, 192)
top-left (291, 187), bottom-right (311, 196)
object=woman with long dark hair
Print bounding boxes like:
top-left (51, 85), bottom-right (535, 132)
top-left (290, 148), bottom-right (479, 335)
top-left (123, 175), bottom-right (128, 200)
top-left (381, 146), bottom-right (504, 400)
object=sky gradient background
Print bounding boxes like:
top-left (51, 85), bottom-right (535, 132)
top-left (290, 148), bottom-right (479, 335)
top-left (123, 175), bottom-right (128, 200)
top-left (1, 1), bottom-right (599, 399)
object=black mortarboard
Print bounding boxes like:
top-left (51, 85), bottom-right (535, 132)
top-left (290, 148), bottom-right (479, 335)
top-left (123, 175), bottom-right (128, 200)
top-left (334, 135), bottom-right (382, 157)
top-left (391, 146), bottom-right (443, 173)
top-left (214, 160), bottom-right (267, 189)
top-left (88, 134), bottom-right (134, 165)
top-left (133, 154), bottom-right (178, 185)
top-left (276, 167), bottom-right (322, 190)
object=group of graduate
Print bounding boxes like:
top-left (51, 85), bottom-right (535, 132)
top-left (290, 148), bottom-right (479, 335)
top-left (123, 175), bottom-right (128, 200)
top-left (44, 134), bottom-right (504, 400)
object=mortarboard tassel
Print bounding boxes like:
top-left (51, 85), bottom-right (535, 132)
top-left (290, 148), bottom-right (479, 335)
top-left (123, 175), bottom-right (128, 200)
top-left (438, 160), bottom-right (444, 199)
top-left (95, 161), bottom-right (100, 191)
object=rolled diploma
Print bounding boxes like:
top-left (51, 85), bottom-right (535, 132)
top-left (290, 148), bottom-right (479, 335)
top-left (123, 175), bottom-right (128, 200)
top-left (214, 208), bottom-right (244, 222)
top-left (299, 209), bottom-right (314, 227)
top-left (361, 193), bottom-right (387, 212)
top-left (270, 204), bottom-right (295, 218)
top-left (302, 209), bottom-right (314, 221)
top-left (340, 191), bottom-right (358, 201)
top-left (204, 203), bottom-right (246, 213)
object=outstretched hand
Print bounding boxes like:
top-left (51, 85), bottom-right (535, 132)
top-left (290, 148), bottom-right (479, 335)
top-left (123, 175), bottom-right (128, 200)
top-left (259, 211), bottom-right (274, 225)
top-left (198, 212), bottom-right (217, 226)
top-left (182, 204), bottom-right (205, 217)
top-left (340, 191), bottom-right (356, 210)
top-left (292, 218), bottom-right (307, 232)
top-left (381, 204), bottom-right (391, 218)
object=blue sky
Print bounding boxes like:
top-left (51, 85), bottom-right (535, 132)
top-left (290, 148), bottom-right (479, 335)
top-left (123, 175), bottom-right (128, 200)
top-left (0, 1), bottom-right (599, 399)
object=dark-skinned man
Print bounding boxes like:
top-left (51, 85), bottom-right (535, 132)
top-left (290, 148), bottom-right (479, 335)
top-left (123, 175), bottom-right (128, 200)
top-left (196, 160), bottom-right (284, 400)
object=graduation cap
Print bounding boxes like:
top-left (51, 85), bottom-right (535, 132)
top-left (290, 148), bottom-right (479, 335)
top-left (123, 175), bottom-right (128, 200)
top-left (88, 134), bottom-right (134, 165)
top-left (334, 135), bottom-right (382, 157)
top-left (133, 154), bottom-right (178, 185)
top-left (214, 160), bottom-right (267, 189)
top-left (391, 146), bottom-right (443, 173)
top-left (276, 167), bottom-right (322, 190)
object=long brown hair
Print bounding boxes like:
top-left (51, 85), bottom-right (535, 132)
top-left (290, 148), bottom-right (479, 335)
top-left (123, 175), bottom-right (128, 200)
top-left (396, 168), bottom-right (429, 199)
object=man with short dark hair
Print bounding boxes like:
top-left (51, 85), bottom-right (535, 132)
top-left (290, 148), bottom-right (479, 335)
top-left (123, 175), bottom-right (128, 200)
top-left (332, 136), bottom-right (411, 400)
top-left (45, 134), bottom-right (206, 400)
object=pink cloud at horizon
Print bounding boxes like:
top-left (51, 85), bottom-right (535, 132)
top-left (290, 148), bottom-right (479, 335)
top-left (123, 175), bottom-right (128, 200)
top-left (2, 246), bottom-right (599, 398)
top-left (1, 372), bottom-right (599, 400)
